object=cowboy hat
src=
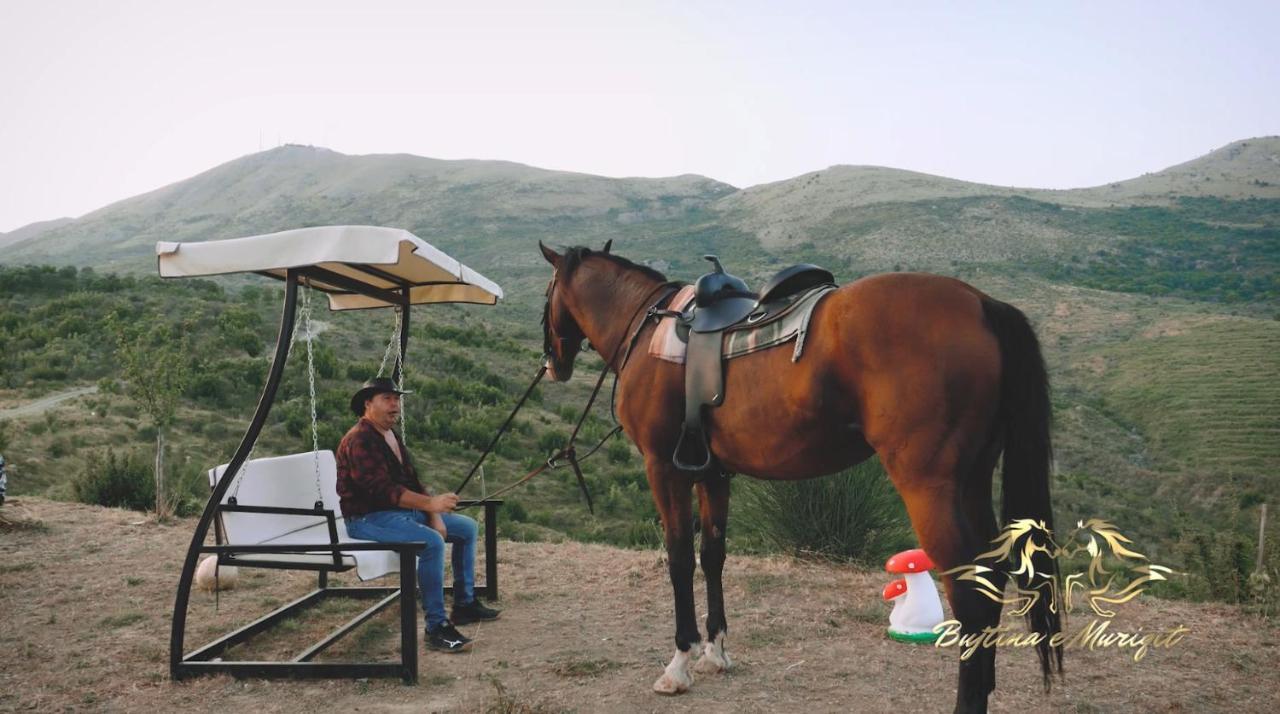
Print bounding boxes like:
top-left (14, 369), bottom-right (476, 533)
top-left (350, 377), bottom-right (412, 417)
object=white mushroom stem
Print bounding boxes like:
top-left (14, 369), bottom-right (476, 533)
top-left (888, 572), bottom-right (945, 635)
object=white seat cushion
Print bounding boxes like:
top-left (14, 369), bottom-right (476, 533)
top-left (210, 451), bottom-right (399, 581)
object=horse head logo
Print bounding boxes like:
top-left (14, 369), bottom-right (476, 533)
top-left (1059, 518), bottom-right (1173, 618)
top-left (945, 518), bottom-right (1062, 617)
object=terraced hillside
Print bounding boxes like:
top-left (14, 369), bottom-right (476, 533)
top-left (1090, 317), bottom-right (1280, 497)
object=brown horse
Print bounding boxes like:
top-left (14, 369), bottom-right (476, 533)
top-left (539, 242), bottom-right (1062, 713)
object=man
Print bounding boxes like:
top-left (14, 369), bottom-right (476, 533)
top-left (336, 377), bottom-right (499, 653)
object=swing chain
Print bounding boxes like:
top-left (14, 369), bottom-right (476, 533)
top-left (230, 280), bottom-right (314, 504)
top-left (377, 307), bottom-right (402, 380)
top-left (301, 285), bottom-right (323, 504)
top-left (227, 441), bottom-right (255, 505)
top-left (226, 283), bottom-right (324, 509)
top-left (376, 307), bottom-right (407, 443)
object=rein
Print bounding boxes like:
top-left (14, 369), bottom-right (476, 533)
top-left (455, 280), bottom-right (680, 514)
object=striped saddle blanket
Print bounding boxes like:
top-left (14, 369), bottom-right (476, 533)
top-left (648, 283), bottom-right (836, 365)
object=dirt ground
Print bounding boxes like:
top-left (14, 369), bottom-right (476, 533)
top-left (2, 498), bottom-right (1278, 713)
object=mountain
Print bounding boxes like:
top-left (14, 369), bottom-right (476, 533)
top-left (1, 145), bottom-right (735, 270)
top-left (719, 137), bottom-right (1280, 254)
top-left (1056, 136), bottom-right (1280, 206)
top-left (2, 138), bottom-right (1277, 299)
top-left (0, 217), bottom-right (74, 250)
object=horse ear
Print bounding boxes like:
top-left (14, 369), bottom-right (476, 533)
top-left (601, 239), bottom-right (613, 254)
top-left (539, 241), bottom-right (562, 266)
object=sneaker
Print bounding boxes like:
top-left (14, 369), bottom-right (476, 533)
top-left (451, 599), bottom-right (502, 625)
top-left (426, 619), bottom-right (472, 653)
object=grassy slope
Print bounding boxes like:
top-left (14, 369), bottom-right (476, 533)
top-left (4, 261), bottom-right (1276, 580)
top-left (1091, 318), bottom-right (1279, 489)
top-left (0, 269), bottom-right (661, 548)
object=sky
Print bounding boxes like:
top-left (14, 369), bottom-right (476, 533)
top-left (1, 1), bottom-right (1278, 233)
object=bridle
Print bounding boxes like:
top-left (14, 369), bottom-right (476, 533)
top-left (546, 267), bottom-right (679, 371)
top-left (540, 268), bottom-right (580, 369)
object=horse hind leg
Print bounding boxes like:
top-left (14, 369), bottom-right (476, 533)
top-left (887, 453), bottom-right (1001, 714)
top-left (956, 437), bottom-right (1006, 705)
top-left (694, 476), bottom-right (732, 675)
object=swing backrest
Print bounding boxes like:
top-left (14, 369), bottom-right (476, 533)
top-left (208, 450), bottom-right (401, 581)
top-left (209, 450), bottom-right (346, 546)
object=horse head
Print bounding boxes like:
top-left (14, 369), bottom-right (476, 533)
top-left (539, 240), bottom-right (618, 381)
top-left (538, 239), bottom-right (671, 383)
top-left (539, 242), bottom-right (586, 381)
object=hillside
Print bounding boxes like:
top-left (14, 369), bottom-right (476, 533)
top-left (2, 497), bottom-right (1277, 712)
top-left (1, 262), bottom-right (1276, 597)
top-left (1, 145), bottom-right (735, 271)
top-left (4, 139), bottom-right (1279, 301)
top-left (0, 216), bottom-right (73, 250)
top-left (1056, 137), bottom-right (1280, 206)
top-left (715, 165), bottom-right (1027, 248)
top-left (717, 137), bottom-right (1280, 253)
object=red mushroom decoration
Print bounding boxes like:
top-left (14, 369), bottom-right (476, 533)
top-left (883, 548), bottom-right (945, 644)
top-left (882, 578), bottom-right (908, 602)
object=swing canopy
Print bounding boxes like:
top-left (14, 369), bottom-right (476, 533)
top-left (157, 225), bottom-right (503, 309)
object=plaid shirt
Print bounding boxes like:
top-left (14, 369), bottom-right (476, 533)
top-left (336, 417), bottom-right (429, 518)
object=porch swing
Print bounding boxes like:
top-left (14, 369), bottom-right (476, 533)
top-left (159, 226), bottom-right (505, 683)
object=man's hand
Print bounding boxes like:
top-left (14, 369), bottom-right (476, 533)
top-left (430, 512), bottom-right (447, 538)
top-left (427, 492), bottom-right (460, 513)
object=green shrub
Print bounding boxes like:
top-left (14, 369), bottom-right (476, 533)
top-left (166, 458), bottom-right (211, 518)
top-left (606, 440), bottom-right (633, 465)
top-left (536, 430), bottom-right (566, 455)
top-left (504, 499), bottom-right (528, 522)
top-left (624, 518), bottom-right (663, 549)
top-left (734, 458), bottom-right (914, 566)
top-left (73, 449), bottom-right (154, 512)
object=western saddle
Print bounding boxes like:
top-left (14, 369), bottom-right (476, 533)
top-left (672, 255), bottom-right (835, 475)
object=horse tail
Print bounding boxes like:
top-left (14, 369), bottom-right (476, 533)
top-left (982, 297), bottom-right (1063, 686)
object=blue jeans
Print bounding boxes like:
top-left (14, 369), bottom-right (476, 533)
top-left (346, 509), bottom-right (478, 630)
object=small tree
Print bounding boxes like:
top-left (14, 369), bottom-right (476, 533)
top-left (111, 317), bottom-right (191, 519)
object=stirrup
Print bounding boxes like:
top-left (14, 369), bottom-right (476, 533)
top-left (673, 425), bottom-right (714, 473)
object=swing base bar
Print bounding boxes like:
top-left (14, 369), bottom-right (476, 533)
top-left (182, 586), bottom-right (397, 664)
top-left (177, 546), bottom-right (419, 683)
top-left (178, 660), bottom-right (411, 681)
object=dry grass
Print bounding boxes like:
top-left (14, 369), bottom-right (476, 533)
top-left (2, 497), bottom-right (1279, 713)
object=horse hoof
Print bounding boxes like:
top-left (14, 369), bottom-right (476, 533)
top-left (694, 635), bottom-right (731, 674)
top-left (653, 649), bottom-right (693, 694)
top-left (652, 673), bottom-right (690, 695)
top-left (693, 656), bottom-right (725, 675)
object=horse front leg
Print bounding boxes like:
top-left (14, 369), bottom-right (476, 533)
top-left (648, 460), bottom-right (700, 695)
top-left (694, 475), bottom-right (732, 675)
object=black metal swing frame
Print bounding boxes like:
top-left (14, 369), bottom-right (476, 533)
top-left (170, 267), bottom-right (501, 684)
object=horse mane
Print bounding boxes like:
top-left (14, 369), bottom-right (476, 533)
top-left (560, 246), bottom-right (670, 283)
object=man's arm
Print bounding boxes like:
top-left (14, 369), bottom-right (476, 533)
top-left (396, 489), bottom-right (459, 514)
